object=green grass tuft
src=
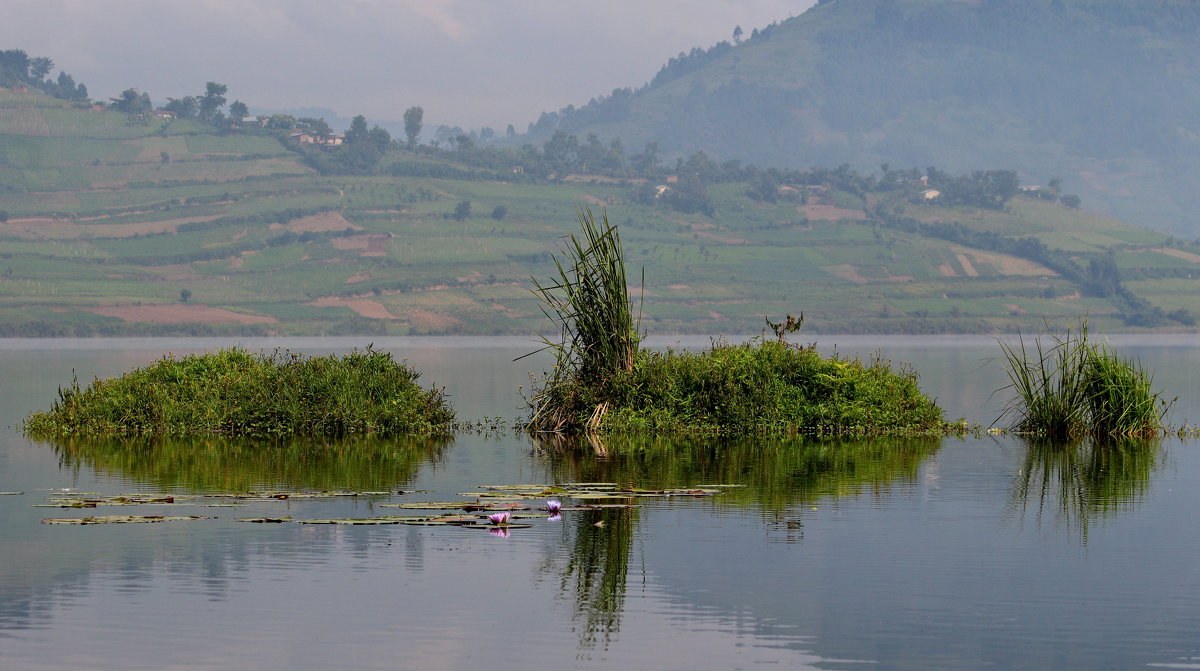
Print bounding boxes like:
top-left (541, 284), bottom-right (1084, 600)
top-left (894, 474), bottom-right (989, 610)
top-left (997, 321), bottom-right (1169, 437)
top-left (22, 346), bottom-right (455, 438)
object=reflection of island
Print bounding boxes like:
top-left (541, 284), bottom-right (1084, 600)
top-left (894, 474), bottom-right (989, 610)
top-left (535, 434), bottom-right (941, 650)
top-left (4, 435), bottom-right (450, 637)
top-left (537, 433), bottom-right (940, 510)
top-left (1012, 437), bottom-right (1162, 540)
top-left (50, 435), bottom-right (449, 492)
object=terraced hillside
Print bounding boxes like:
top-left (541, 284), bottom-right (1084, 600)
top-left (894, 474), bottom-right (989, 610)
top-left (1, 89), bottom-right (1197, 336)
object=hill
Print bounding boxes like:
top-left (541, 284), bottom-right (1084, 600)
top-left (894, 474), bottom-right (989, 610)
top-left (520, 0), bottom-right (1200, 238)
top-left (1, 88), bottom-right (1198, 336)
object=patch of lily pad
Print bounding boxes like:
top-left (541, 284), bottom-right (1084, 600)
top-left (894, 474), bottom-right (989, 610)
top-left (36, 482), bottom-right (725, 528)
top-left (42, 515), bottom-right (206, 525)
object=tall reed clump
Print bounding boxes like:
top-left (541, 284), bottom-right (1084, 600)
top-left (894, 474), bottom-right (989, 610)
top-left (525, 208), bottom-right (641, 432)
top-left (22, 346), bottom-right (455, 439)
top-left (997, 322), bottom-right (1168, 438)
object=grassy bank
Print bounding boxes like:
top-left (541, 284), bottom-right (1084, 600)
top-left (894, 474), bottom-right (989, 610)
top-left (525, 209), bottom-right (946, 436)
top-left (22, 347), bottom-right (455, 438)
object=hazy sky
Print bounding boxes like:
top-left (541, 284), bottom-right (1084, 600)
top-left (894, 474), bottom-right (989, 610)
top-left (4, 1), bottom-right (816, 131)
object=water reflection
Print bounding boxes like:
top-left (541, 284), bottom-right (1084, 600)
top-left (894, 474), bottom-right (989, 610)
top-left (535, 434), bottom-right (941, 651)
top-left (536, 433), bottom-right (941, 511)
top-left (47, 435), bottom-right (449, 492)
top-left (1012, 436), bottom-right (1163, 540)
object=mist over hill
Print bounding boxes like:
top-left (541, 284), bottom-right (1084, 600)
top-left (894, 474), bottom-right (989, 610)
top-left (522, 0), bottom-right (1200, 237)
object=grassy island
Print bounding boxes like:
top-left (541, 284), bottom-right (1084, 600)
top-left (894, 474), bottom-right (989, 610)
top-left (998, 323), bottom-right (1169, 438)
top-left (23, 347), bottom-right (455, 439)
top-left (525, 209), bottom-right (946, 436)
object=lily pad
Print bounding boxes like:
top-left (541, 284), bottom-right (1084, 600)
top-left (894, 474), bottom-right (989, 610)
top-left (464, 523), bottom-right (534, 530)
top-left (298, 518), bottom-right (407, 525)
top-left (377, 501), bottom-right (483, 510)
top-left (235, 517), bottom-right (293, 523)
top-left (41, 515), bottom-right (205, 525)
top-left (0, 491), bottom-right (24, 496)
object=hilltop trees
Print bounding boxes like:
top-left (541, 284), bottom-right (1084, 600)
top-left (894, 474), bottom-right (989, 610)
top-left (198, 82), bottom-right (227, 122)
top-left (111, 88), bottom-right (153, 115)
top-left (404, 106), bottom-right (423, 148)
top-left (228, 100), bottom-right (248, 122)
top-left (1, 48), bottom-right (89, 102)
top-left (164, 96), bottom-right (198, 119)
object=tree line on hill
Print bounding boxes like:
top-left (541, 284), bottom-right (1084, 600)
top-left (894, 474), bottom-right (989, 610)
top-left (0, 49), bottom-right (88, 101)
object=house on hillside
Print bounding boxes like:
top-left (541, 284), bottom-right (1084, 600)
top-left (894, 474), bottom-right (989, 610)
top-left (152, 109), bottom-right (176, 119)
top-left (921, 188), bottom-right (942, 200)
top-left (289, 131), bottom-right (343, 147)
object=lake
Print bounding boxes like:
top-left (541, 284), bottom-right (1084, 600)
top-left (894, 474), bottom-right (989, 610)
top-left (1, 335), bottom-right (1198, 671)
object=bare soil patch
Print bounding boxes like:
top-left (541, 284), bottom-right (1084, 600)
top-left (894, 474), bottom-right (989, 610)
top-left (797, 204), bottom-right (865, 221)
top-left (404, 309), bottom-right (464, 331)
top-left (308, 297), bottom-right (394, 320)
top-left (955, 254), bottom-right (979, 277)
top-left (696, 230), bottom-right (749, 245)
top-left (1159, 248), bottom-right (1200, 264)
top-left (960, 249), bottom-right (1054, 276)
top-left (269, 212), bottom-right (359, 233)
top-left (331, 234), bottom-right (390, 256)
top-left (85, 304), bottom-right (277, 324)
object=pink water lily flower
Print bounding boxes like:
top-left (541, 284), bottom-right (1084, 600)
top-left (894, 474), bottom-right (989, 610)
top-left (487, 512), bottom-right (511, 526)
top-left (546, 499), bottom-right (562, 514)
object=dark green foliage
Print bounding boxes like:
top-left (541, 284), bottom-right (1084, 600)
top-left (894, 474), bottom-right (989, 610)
top-left (404, 106), bottom-right (423, 148)
top-left (22, 347), bottom-right (455, 438)
top-left (536, 338), bottom-right (945, 436)
top-left (997, 323), bottom-right (1169, 438)
top-left (452, 200), bottom-right (471, 221)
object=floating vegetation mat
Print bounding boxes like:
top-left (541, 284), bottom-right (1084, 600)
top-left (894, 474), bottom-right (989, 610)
top-left (42, 515), bottom-right (206, 525)
top-left (0, 491), bottom-right (24, 496)
top-left (38, 483), bottom-right (724, 529)
top-left (463, 483), bottom-right (724, 499)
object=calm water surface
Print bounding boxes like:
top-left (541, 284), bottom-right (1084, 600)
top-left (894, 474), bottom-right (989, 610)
top-left (1, 335), bottom-right (1198, 671)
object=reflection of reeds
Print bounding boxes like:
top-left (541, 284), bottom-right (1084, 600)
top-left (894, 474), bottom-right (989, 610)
top-left (535, 433), bottom-right (939, 651)
top-left (998, 322), bottom-right (1169, 437)
top-left (525, 208), bottom-right (640, 433)
top-left (560, 506), bottom-right (637, 651)
top-left (51, 435), bottom-right (448, 492)
top-left (1012, 436), bottom-right (1161, 541)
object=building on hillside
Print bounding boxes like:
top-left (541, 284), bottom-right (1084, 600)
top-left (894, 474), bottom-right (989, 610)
top-left (921, 188), bottom-right (942, 200)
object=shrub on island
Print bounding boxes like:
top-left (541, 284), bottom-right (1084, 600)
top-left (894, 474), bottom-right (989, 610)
top-left (23, 347), bottom-right (454, 438)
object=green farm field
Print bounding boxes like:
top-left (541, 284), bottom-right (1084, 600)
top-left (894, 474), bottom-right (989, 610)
top-left (2, 90), bottom-right (1198, 336)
